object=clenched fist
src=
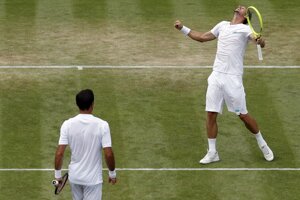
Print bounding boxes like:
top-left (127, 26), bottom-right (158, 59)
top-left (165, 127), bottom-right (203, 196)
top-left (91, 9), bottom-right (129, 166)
top-left (174, 20), bottom-right (183, 30)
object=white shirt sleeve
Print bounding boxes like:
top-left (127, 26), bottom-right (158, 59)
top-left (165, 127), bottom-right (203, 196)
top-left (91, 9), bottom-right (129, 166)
top-left (246, 26), bottom-right (252, 40)
top-left (58, 120), bottom-right (69, 145)
top-left (210, 21), bottom-right (227, 37)
top-left (102, 122), bottom-right (112, 148)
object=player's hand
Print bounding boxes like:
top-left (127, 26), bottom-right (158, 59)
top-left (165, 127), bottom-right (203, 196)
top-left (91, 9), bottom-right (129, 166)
top-left (53, 178), bottom-right (62, 186)
top-left (109, 177), bottom-right (117, 185)
top-left (256, 37), bottom-right (265, 48)
top-left (108, 170), bottom-right (117, 185)
top-left (174, 20), bottom-right (183, 30)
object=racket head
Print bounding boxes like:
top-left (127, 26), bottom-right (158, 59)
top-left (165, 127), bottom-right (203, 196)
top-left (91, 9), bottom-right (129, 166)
top-left (246, 6), bottom-right (263, 39)
top-left (54, 173), bottom-right (68, 195)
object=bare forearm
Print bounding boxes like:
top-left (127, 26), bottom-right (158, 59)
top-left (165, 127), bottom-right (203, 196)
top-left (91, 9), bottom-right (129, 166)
top-left (104, 148), bottom-right (115, 171)
top-left (104, 147), bottom-right (117, 184)
top-left (188, 30), bottom-right (214, 42)
top-left (174, 20), bottom-right (215, 42)
top-left (55, 154), bottom-right (63, 170)
top-left (105, 154), bottom-right (115, 171)
top-left (54, 145), bottom-right (66, 170)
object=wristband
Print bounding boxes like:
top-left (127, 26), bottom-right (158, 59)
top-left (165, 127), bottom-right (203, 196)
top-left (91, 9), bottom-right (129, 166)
top-left (180, 26), bottom-right (191, 36)
top-left (55, 170), bottom-right (62, 179)
top-left (109, 170), bottom-right (117, 179)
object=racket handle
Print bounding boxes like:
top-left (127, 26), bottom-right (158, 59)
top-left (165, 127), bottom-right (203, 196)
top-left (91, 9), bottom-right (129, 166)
top-left (256, 44), bottom-right (263, 61)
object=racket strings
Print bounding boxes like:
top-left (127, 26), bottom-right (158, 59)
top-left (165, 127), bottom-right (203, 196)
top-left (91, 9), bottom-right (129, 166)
top-left (250, 12), bottom-right (261, 35)
top-left (248, 8), bottom-right (263, 38)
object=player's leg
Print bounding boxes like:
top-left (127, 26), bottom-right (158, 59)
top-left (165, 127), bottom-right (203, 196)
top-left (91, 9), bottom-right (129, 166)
top-left (199, 111), bottom-right (220, 164)
top-left (239, 113), bottom-right (259, 134)
top-left (222, 74), bottom-right (257, 133)
top-left (206, 111), bottom-right (219, 153)
top-left (83, 183), bottom-right (102, 200)
top-left (225, 75), bottom-right (274, 161)
top-left (70, 183), bottom-right (84, 200)
top-left (206, 111), bottom-right (218, 139)
top-left (239, 113), bottom-right (274, 161)
top-left (200, 72), bottom-right (222, 164)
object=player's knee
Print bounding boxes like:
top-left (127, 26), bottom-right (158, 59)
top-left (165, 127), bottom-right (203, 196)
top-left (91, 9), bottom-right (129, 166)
top-left (207, 111), bottom-right (217, 118)
top-left (239, 113), bottom-right (248, 122)
top-left (207, 112), bottom-right (218, 123)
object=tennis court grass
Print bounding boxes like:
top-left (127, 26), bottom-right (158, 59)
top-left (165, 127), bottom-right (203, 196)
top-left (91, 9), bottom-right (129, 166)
top-left (0, 170), bottom-right (299, 200)
top-left (0, 0), bottom-right (299, 66)
top-left (0, 0), bottom-right (299, 199)
top-left (0, 68), bottom-right (299, 199)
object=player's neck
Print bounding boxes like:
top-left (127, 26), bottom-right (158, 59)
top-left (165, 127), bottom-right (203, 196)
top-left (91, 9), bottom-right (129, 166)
top-left (79, 104), bottom-right (94, 114)
top-left (231, 14), bottom-right (243, 25)
top-left (79, 107), bottom-right (93, 114)
top-left (79, 110), bottom-right (92, 114)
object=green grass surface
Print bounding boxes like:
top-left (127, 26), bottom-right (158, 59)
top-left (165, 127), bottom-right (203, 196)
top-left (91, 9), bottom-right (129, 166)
top-left (1, 171), bottom-right (299, 200)
top-left (0, 68), bottom-right (299, 199)
top-left (0, 0), bottom-right (299, 199)
top-left (0, 0), bottom-right (299, 66)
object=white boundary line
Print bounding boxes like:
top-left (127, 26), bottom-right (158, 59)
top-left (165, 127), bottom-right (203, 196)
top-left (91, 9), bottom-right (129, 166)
top-left (0, 168), bottom-right (299, 171)
top-left (0, 65), bottom-right (299, 69)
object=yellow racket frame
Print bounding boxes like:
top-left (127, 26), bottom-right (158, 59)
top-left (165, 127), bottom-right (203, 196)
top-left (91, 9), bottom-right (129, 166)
top-left (246, 6), bottom-right (263, 39)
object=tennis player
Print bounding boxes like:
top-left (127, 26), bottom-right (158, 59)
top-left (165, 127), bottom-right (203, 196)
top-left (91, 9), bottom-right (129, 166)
top-left (175, 5), bottom-right (274, 164)
top-left (54, 89), bottom-right (117, 199)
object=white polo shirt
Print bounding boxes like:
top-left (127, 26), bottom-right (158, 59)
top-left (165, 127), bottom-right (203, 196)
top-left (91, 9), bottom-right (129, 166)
top-left (59, 114), bottom-right (112, 185)
top-left (210, 21), bottom-right (252, 75)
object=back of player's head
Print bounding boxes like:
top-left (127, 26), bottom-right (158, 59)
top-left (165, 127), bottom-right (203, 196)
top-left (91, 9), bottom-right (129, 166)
top-left (76, 89), bottom-right (94, 110)
top-left (243, 10), bottom-right (252, 24)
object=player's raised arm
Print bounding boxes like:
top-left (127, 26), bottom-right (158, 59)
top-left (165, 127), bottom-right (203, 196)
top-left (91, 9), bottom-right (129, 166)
top-left (174, 20), bottom-right (216, 42)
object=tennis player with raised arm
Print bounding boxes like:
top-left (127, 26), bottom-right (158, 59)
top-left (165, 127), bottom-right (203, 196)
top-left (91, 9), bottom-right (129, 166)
top-left (54, 89), bottom-right (117, 199)
top-left (175, 5), bottom-right (274, 164)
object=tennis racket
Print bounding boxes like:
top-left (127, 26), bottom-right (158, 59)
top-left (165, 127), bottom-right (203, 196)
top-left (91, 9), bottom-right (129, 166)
top-left (245, 6), bottom-right (263, 61)
top-left (52, 172), bottom-right (68, 195)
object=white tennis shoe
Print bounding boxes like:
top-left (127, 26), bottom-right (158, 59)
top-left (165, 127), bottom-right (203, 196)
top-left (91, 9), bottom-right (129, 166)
top-left (260, 144), bottom-right (274, 161)
top-left (199, 151), bottom-right (220, 164)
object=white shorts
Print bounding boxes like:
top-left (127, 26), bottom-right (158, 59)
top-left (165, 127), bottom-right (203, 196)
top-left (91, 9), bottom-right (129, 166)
top-left (70, 182), bottom-right (102, 200)
top-left (205, 71), bottom-right (248, 115)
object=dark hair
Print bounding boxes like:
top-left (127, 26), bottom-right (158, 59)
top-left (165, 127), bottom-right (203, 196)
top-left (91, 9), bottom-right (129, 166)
top-left (243, 10), bottom-right (252, 24)
top-left (76, 89), bottom-right (94, 110)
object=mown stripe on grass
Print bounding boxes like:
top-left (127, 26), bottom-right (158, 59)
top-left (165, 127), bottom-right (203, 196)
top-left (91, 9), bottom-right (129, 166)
top-left (0, 70), bottom-right (43, 199)
top-left (1, 168), bottom-right (300, 171)
top-left (0, 65), bottom-right (299, 69)
top-left (245, 69), bottom-right (298, 167)
top-left (72, 0), bottom-right (107, 22)
top-left (38, 69), bottom-right (83, 199)
top-left (262, 69), bottom-right (300, 166)
top-left (244, 69), bottom-right (299, 200)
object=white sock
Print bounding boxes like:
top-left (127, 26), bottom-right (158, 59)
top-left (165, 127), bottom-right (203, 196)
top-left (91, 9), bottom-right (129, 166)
top-left (208, 138), bottom-right (216, 152)
top-left (255, 131), bottom-right (267, 147)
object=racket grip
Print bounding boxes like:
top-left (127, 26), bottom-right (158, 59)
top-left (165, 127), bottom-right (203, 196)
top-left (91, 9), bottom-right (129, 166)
top-left (52, 180), bottom-right (59, 186)
top-left (256, 44), bottom-right (263, 61)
